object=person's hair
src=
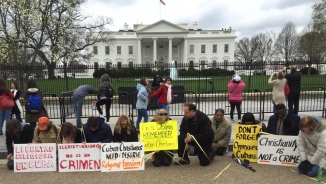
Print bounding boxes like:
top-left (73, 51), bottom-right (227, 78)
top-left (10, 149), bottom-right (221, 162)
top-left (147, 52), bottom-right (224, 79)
top-left (299, 116), bottom-right (318, 131)
top-left (0, 78), bottom-right (10, 93)
top-left (184, 103), bottom-right (196, 111)
top-left (140, 77), bottom-right (148, 87)
top-left (215, 108), bottom-right (225, 115)
top-left (6, 119), bottom-right (21, 136)
top-left (61, 122), bottom-right (76, 140)
top-left (27, 79), bottom-right (38, 88)
top-left (114, 115), bottom-right (132, 134)
top-left (153, 109), bottom-right (170, 123)
top-left (165, 76), bottom-right (172, 83)
top-left (87, 116), bottom-right (99, 128)
top-left (241, 112), bottom-right (255, 124)
top-left (277, 71), bottom-right (284, 80)
top-left (275, 104), bottom-right (286, 111)
top-left (291, 65), bottom-right (297, 72)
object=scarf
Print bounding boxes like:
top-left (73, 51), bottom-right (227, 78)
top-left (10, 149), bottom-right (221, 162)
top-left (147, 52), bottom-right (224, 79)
top-left (166, 84), bottom-right (172, 104)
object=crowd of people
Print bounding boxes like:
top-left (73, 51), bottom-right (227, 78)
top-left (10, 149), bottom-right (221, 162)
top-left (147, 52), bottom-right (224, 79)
top-left (2, 66), bottom-right (325, 177)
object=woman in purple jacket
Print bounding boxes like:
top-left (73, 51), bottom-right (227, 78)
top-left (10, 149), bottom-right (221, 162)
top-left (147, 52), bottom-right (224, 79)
top-left (227, 75), bottom-right (245, 123)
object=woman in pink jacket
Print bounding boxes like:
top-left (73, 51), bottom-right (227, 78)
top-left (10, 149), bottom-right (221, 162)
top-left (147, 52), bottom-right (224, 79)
top-left (227, 75), bottom-right (245, 123)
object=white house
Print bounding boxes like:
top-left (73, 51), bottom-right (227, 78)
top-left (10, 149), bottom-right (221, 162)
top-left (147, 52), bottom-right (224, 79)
top-left (90, 20), bottom-right (236, 68)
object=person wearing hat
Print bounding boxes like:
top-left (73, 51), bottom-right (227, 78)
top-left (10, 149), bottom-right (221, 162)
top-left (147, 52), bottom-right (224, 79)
top-left (227, 75), bottom-right (245, 123)
top-left (298, 116), bottom-right (326, 177)
top-left (32, 117), bottom-right (61, 144)
top-left (6, 119), bottom-right (34, 170)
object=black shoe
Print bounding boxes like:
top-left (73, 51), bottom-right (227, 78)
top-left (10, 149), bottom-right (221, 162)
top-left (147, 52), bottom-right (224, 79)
top-left (0, 133), bottom-right (3, 135)
top-left (174, 159), bottom-right (190, 165)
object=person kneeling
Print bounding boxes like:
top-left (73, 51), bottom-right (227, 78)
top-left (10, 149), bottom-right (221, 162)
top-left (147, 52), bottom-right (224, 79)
top-left (113, 115), bottom-right (138, 143)
top-left (298, 116), bottom-right (326, 177)
top-left (32, 117), bottom-right (61, 144)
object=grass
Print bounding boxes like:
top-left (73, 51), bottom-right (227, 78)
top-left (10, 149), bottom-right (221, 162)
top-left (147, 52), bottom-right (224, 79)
top-left (18, 75), bottom-right (326, 96)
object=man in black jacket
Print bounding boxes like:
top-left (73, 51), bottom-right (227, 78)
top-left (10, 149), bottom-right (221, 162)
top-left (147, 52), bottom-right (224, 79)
top-left (283, 65), bottom-right (302, 115)
top-left (152, 74), bottom-right (164, 87)
top-left (175, 103), bottom-right (215, 166)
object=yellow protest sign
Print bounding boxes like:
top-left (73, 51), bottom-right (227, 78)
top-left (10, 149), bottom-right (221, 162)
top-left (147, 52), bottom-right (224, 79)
top-left (139, 120), bottom-right (178, 151)
top-left (233, 124), bottom-right (262, 163)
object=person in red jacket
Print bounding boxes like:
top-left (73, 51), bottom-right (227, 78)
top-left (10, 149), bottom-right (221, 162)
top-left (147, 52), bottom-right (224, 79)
top-left (150, 76), bottom-right (175, 115)
top-left (0, 79), bottom-right (14, 135)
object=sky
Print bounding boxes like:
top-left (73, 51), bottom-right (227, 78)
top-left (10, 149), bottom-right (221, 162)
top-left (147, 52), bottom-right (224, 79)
top-left (81, 0), bottom-right (320, 40)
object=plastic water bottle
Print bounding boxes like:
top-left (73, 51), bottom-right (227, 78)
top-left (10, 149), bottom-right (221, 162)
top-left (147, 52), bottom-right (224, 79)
top-left (318, 166), bottom-right (323, 182)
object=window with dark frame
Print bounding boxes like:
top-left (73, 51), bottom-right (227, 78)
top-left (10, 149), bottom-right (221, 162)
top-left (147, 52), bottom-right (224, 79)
top-left (224, 44), bottom-right (229, 53)
top-left (105, 46), bottom-right (109, 55)
top-left (173, 46), bottom-right (177, 55)
top-left (93, 46), bottom-right (98, 55)
top-left (190, 45), bottom-right (194, 53)
top-left (213, 45), bottom-right (217, 53)
top-left (117, 46), bottom-right (121, 54)
top-left (201, 45), bottom-right (205, 53)
top-left (129, 46), bottom-right (133, 55)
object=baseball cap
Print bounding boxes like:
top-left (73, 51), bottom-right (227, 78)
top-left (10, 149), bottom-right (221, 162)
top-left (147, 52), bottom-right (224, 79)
top-left (38, 117), bottom-right (49, 131)
top-left (234, 75), bottom-right (241, 81)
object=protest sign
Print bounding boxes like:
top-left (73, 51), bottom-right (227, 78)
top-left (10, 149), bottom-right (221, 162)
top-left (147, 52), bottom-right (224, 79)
top-left (101, 142), bottom-right (144, 172)
top-left (258, 135), bottom-right (299, 166)
top-left (58, 143), bottom-right (101, 172)
top-left (14, 143), bottom-right (56, 172)
top-left (139, 120), bottom-right (178, 151)
top-left (233, 124), bottom-right (262, 163)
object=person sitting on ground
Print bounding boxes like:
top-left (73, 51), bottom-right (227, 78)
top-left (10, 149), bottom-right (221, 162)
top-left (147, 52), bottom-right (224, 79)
top-left (266, 103), bottom-right (300, 135)
top-left (241, 112), bottom-right (267, 132)
top-left (6, 119), bottom-right (34, 170)
top-left (83, 116), bottom-right (112, 143)
top-left (113, 115), bottom-right (138, 143)
top-left (60, 122), bottom-right (82, 144)
top-left (175, 103), bottom-right (215, 166)
top-left (151, 109), bottom-right (174, 167)
top-left (32, 117), bottom-right (61, 143)
top-left (210, 108), bottom-right (231, 156)
top-left (298, 116), bottom-right (326, 177)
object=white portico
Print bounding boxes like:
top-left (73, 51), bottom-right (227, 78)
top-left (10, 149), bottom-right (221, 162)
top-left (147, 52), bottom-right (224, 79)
top-left (90, 20), bottom-right (236, 67)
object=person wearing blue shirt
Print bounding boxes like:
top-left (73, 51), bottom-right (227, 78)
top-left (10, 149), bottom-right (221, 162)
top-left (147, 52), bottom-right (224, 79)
top-left (82, 116), bottom-right (112, 143)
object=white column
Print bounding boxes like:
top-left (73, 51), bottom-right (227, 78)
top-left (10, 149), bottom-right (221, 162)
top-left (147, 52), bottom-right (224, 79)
top-left (168, 37), bottom-right (173, 62)
top-left (137, 38), bottom-right (142, 64)
top-left (153, 38), bottom-right (157, 63)
top-left (183, 38), bottom-right (188, 63)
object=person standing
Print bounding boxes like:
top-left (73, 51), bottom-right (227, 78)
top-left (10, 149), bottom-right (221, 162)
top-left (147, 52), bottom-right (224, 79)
top-left (283, 65), bottom-right (302, 115)
top-left (0, 79), bottom-right (14, 135)
top-left (72, 85), bottom-right (97, 128)
top-left (227, 75), bottom-right (245, 123)
top-left (136, 78), bottom-right (150, 131)
top-left (150, 76), bottom-right (174, 115)
top-left (10, 81), bottom-right (23, 122)
top-left (23, 80), bottom-right (48, 130)
top-left (268, 72), bottom-right (287, 113)
top-left (96, 74), bottom-right (113, 122)
top-left (152, 74), bottom-right (164, 87)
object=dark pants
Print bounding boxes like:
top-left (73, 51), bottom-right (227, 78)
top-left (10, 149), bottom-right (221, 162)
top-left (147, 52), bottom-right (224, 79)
top-left (152, 152), bottom-right (172, 167)
top-left (287, 91), bottom-right (300, 115)
top-left (212, 147), bottom-right (227, 156)
top-left (10, 113), bottom-right (22, 122)
top-left (29, 122), bottom-right (36, 130)
top-left (177, 136), bottom-right (214, 166)
top-left (230, 102), bottom-right (241, 120)
top-left (96, 99), bottom-right (111, 122)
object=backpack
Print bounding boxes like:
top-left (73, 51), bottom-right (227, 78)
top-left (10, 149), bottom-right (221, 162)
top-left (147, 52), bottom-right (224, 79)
top-left (25, 93), bottom-right (43, 114)
top-left (104, 83), bottom-right (114, 98)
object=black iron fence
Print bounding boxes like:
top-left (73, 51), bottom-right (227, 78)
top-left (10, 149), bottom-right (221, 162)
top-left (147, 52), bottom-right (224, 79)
top-left (15, 87), bottom-right (326, 124)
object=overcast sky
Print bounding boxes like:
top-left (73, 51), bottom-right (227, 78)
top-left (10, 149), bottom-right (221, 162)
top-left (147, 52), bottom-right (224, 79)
top-left (81, 0), bottom-right (320, 40)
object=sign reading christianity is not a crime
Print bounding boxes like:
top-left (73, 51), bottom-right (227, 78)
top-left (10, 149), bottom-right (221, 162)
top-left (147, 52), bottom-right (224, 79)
top-left (14, 143), bottom-right (57, 172)
top-left (139, 120), bottom-right (178, 151)
top-left (58, 143), bottom-right (101, 172)
top-left (258, 135), bottom-right (299, 166)
top-left (233, 124), bottom-right (262, 163)
top-left (101, 142), bottom-right (144, 172)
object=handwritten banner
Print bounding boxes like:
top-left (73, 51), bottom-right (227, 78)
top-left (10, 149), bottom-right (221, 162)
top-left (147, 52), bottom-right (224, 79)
top-left (258, 135), bottom-right (299, 166)
top-left (139, 120), bottom-right (178, 151)
top-left (14, 143), bottom-right (57, 172)
top-left (233, 124), bottom-right (262, 163)
top-left (101, 142), bottom-right (144, 172)
top-left (58, 143), bottom-right (101, 172)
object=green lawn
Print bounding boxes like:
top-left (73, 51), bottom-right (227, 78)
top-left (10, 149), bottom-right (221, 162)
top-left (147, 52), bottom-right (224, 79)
top-left (20, 75), bottom-right (326, 95)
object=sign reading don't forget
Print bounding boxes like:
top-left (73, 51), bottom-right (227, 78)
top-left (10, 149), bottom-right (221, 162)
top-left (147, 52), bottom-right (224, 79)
top-left (139, 120), bottom-right (178, 151)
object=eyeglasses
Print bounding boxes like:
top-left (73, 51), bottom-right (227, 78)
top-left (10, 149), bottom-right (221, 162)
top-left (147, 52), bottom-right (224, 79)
top-left (158, 113), bottom-right (168, 116)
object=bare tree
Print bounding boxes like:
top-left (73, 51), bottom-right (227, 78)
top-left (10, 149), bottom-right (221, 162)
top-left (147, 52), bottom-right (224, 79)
top-left (312, 0), bottom-right (326, 31)
top-left (234, 37), bottom-right (259, 69)
top-left (274, 21), bottom-right (300, 66)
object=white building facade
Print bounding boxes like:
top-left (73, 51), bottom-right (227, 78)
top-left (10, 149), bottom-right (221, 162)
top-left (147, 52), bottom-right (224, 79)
top-left (90, 20), bottom-right (236, 67)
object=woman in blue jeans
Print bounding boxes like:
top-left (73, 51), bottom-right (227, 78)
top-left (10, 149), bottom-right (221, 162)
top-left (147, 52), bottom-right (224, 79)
top-left (0, 79), bottom-right (14, 135)
top-left (136, 78), bottom-right (150, 131)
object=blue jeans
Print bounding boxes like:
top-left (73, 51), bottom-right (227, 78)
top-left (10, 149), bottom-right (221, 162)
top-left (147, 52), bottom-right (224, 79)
top-left (298, 165), bottom-right (319, 177)
top-left (73, 94), bottom-right (83, 129)
top-left (158, 103), bottom-right (169, 115)
top-left (136, 109), bottom-right (148, 130)
top-left (0, 109), bottom-right (12, 134)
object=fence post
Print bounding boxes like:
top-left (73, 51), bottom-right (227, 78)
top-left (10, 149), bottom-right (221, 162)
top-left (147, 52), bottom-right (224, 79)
top-left (63, 61), bottom-right (68, 91)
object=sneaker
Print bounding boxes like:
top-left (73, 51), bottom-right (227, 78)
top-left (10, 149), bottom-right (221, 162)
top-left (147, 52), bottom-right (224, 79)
top-left (99, 114), bottom-right (105, 119)
top-left (238, 121), bottom-right (241, 124)
top-left (174, 159), bottom-right (190, 165)
top-left (188, 145), bottom-right (196, 156)
top-left (230, 119), bottom-right (234, 123)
